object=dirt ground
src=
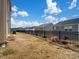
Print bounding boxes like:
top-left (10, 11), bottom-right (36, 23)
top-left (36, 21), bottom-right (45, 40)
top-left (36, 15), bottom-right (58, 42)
top-left (0, 32), bottom-right (79, 59)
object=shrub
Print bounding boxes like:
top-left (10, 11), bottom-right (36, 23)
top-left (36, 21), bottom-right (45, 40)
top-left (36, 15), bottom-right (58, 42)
top-left (66, 40), bottom-right (75, 44)
top-left (75, 45), bottom-right (79, 48)
top-left (50, 36), bottom-right (59, 42)
top-left (61, 40), bottom-right (68, 44)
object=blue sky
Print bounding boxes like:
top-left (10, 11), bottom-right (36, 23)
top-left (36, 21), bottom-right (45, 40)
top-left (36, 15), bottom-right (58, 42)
top-left (11, 0), bottom-right (79, 28)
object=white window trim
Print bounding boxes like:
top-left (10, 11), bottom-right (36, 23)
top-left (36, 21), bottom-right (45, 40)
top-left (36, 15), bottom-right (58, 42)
top-left (54, 27), bottom-right (56, 30)
top-left (64, 26), bottom-right (72, 29)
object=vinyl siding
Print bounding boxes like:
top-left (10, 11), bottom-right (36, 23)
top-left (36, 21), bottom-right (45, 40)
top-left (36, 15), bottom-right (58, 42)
top-left (0, 0), bottom-right (5, 44)
top-left (54, 24), bottom-right (78, 32)
top-left (0, 0), bottom-right (10, 44)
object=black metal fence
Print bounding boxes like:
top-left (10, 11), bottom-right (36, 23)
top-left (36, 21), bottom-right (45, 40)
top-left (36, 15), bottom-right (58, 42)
top-left (16, 29), bottom-right (79, 40)
top-left (15, 29), bottom-right (79, 52)
top-left (23, 30), bottom-right (79, 41)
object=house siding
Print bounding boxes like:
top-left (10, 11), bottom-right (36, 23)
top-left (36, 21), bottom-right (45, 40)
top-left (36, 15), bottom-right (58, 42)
top-left (0, 0), bottom-right (11, 44)
top-left (5, 0), bottom-right (11, 39)
top-left (0, 0), bottom-right (5, 44)
top-left (54, 24), bottom-right (79, 40)
top-left (72, 24), bottom-right (78, 32)
top-left (54, 24), bottom-right (78, 32)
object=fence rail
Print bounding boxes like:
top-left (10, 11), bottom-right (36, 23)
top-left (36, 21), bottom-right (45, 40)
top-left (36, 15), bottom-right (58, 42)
top-left (15, 29), bottom-right (79, 52)
top-left (16, 30), bottom-right (79, 41)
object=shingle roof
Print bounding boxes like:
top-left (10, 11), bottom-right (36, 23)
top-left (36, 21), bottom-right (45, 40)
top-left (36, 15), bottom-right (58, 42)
top-left (56, 18), bottom-right (79, 25)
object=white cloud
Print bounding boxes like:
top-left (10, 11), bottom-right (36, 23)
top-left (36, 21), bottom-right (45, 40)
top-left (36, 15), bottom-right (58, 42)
top-left (11, 6), bottom-right (18, 17)
top-left (45, 16), bottom-right (55, 22)
top-left (12, 12), bottom-right (17, 17)
top-left (11, 6), bottom-right (17, 12)
top-left (18, 11), bottom-right (29, 17)
top-left (11, 5), bottom-right (31, 28)
top-left (11, 18), bottom-right (42, 28)
top-left (11, 6), bottom-right (29, 17)
top-left (59, 17), bottom-right (67, 22)
top-left (45, 16), bottom-right (58, 24)
top-left (11, 18), bottom-right (17, 28)
top-left (12, 11), bottom-right (29, 17)
top-left (45, 0), bottom-right (62, 14)
top-left (44, 16), bottom-right (67, 24)
top-left (68, 0), bottom-right (77, 9)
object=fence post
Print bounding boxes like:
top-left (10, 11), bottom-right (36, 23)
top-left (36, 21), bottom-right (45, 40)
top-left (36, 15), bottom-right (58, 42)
top-left (59, 31), bottom-right (61, 40)
top-left (43, 30), bottom-right (46, 38)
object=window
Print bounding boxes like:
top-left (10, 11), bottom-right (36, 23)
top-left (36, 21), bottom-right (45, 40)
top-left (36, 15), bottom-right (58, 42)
top-left (68, 26), bottom-right (72, 29)
top-left (65, 29), bottom-right (68, 31)
top-left (64, 26), bottom-right (72, 31)
top-left (64, 27), bottom-right (68, 29)
top-left (69, 29), bottom-right (72, 31)
top-left (54, 27), bottom-right (56, 30)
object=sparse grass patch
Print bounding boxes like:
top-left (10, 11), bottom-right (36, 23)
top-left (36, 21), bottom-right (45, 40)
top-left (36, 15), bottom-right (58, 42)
top-left (33, 38), bottom-right (44, 43)
top-left (2, 48), bottom-right (14, 56)
top-left (33, 36), bottom-right (46, 43)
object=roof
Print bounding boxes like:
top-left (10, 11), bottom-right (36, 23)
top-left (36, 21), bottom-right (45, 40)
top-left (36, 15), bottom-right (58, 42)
top-left (32, 23), bottom-right (53, 31)
top-left (56, 18), bottom-right (79, 26)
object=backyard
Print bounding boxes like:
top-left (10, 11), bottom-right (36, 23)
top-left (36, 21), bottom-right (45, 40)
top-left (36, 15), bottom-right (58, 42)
top-left (0, 32), bottom-right (79, 59)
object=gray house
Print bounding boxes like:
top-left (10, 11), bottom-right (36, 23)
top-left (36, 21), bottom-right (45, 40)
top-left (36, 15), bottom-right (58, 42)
top-left (54, 18), bottom-right (79, 32)
top-left (54, 18), bottom-right (79, 40)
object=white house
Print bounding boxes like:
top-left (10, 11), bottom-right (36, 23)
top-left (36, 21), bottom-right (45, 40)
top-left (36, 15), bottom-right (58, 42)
top-left (0, 0), bottom-right (11, 44)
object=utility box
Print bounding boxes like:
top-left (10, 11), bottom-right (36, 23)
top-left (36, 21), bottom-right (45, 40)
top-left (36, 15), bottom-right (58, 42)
top-left (0, 0), bottom-right (11, 44)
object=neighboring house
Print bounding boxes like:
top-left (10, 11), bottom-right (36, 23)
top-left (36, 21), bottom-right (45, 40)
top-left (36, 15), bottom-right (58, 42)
top-left (0, 0), bottom-right (11, 44)
top-left (33, 23), bottom-right (53, 31)
top-left (54, 18), bottom-right (79, 40)
top-left (54, 18), bottom-right (79, 32)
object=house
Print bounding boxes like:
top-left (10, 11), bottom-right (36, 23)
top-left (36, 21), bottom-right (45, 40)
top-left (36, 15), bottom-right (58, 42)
top-left (54, 18), bottom-right (79, 32)
top-left (0, 0), bottom-right (11, 44)
top-left (32, 23), bottom-right (53, 31)
top-left (54, 18), bottom-right (79, 40)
